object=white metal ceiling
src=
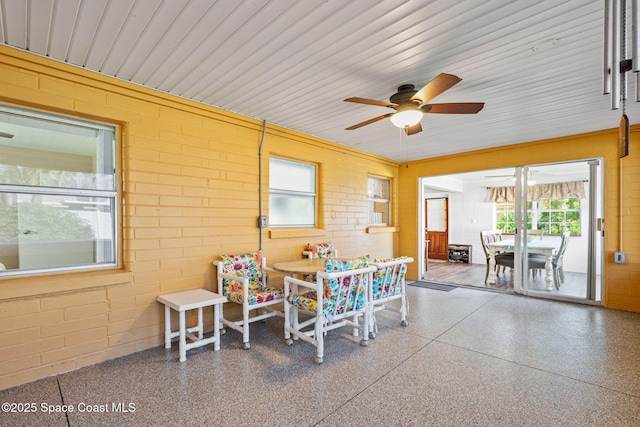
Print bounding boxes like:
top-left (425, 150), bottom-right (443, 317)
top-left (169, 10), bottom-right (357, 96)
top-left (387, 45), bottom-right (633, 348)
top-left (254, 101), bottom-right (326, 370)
top-left (0, 0), bottom-right (635, 162)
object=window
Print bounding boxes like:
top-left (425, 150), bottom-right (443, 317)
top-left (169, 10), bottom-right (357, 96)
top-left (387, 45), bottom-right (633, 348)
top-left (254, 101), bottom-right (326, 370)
top-left (269, 157), bottom-right (316, 227)
top-left (0, 105), bottom-right (117, 276)
top-left (368, 176), bottom-right (390, 225)
top-left (495, 201), bottom-right (517, 233)
top-left (536, 197), bottom-right (581, 235)
top-left (495, 197), bottom-right (581, 236)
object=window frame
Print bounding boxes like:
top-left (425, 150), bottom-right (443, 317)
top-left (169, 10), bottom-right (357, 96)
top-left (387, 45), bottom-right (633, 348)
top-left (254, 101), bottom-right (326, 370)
top-left (367, 175), bottom-right (391, 226)
top-left (495, 196), bottom-right (581, 236)
top-left (268, 156), bottom-right (317, 228)
top-left (0, 104), bottom-right (120, 277)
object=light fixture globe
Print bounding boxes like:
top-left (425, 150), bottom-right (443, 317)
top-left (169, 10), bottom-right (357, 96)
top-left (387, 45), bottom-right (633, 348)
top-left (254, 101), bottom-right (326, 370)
top-left (390, 108), bottom-right (423, 128)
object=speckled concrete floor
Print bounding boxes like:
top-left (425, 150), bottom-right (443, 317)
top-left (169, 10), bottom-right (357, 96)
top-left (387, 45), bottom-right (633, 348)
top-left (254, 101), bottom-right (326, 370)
top-left (2, 285), bottom-right (640, 427)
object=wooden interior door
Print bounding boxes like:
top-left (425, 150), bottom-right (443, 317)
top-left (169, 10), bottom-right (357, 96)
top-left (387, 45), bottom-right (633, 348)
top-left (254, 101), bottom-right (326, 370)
top-left (426, 198), bottom-right (449, 260)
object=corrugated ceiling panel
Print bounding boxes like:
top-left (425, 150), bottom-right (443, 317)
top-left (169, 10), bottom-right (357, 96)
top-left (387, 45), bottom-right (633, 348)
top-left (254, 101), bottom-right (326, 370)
top-left (27, 0), bottom-right (53, 54)
top-left (98, 0), bottom-right (162, 76)
top-left (65, 0), bottom-right (108, 66)
top-left (45, 0), bottom-right (80, 60)
top-left (0, 0), bottom-right (636, 162)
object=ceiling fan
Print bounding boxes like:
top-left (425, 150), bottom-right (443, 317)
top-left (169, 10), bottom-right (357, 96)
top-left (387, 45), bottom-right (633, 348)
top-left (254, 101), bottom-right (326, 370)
top-left (485, 169), bottom-right (556, 185)
top-left (344, 73), bottom-right (484, 135)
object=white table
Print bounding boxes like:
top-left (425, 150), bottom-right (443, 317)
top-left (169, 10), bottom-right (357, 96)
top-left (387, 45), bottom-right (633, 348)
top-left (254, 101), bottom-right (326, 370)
top-left (486, 239), bottom-right (557, 291)
top-left (157, 289), bottom-right (227, 362)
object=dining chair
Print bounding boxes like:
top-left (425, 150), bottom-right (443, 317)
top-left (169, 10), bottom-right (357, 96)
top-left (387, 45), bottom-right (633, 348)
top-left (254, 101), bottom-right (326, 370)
top-left (303, 242), bottom-right (338, 259)
top-left (214, 251), bottom-right (284, 349)
top-left (527, 230), bottom-right (570, 290)
top-left (527, 229), bottom-right (544, 242)
top-left (284, 257), bottom-right (375, 364)
top-left (480, 230), bottom-right (515, 283)
top-left (368, 256), bottom-right (414, 338)
top-left (526, 229), bottom-right (545, 278)
top-left (302, 242), bottom-right (339, 281)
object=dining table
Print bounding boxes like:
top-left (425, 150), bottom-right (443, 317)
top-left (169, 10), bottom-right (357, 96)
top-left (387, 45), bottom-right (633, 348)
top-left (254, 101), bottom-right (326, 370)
top-left (272, 258), bottom-right (328, 278)
top-left (486, 239), bottom-right (558, 291)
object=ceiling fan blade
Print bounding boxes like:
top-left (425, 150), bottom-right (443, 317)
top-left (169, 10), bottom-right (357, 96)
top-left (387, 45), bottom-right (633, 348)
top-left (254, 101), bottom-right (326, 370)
top-left (344, 97), bottom-right (397, 108)
top-left (404, 122), bottom-right (422, 135)
top-left (0, 131), bottom-right (14, 138)
top-left (411, 73), bottom-right (462, 104)
top-left (345, 113), bottom-right (394, 130)
top-left (422, 102), bottom-right (485, 114)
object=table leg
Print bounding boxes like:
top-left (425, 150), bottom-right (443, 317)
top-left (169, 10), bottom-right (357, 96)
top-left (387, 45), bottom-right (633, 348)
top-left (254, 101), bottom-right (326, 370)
top-left (292, 274), bottom-right (301, 339)
top-left (178, 310), bottom-right (186, 363)
top-left (488, 252), bottom-right (497, 284)
top-left (213, 303), bottom-right (221, 351)
top-left (544, 253), bottom-right (553, 291)
top-left (197, 307), bottom-right (203, 339)
top-left (164, 305), bottom-right (171, 349)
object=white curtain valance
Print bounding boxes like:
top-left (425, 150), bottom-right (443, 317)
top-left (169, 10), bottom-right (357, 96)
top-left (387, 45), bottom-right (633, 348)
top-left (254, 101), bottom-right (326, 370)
top-left (488, 180), bottom-right (586, 203)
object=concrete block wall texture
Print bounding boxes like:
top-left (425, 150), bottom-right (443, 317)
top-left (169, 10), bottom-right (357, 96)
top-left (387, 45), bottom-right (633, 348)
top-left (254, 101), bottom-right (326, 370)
top-left (0, 45), bottom-right (639, 390)
top-left (0, 47), bottom-right (399, 390)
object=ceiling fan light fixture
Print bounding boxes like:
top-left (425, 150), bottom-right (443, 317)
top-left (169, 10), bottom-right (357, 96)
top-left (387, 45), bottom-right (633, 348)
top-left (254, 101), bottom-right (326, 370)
top-left (390, 109), bottom-right (422, 128)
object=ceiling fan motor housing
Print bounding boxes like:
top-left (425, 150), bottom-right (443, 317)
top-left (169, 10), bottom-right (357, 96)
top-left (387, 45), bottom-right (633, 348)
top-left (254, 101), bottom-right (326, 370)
top-left (390, 84), bottom-right (421, 106)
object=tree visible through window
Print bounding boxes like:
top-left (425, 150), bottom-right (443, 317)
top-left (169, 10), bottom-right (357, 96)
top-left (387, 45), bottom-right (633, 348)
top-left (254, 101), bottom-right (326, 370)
top-left (496, 196), bottom-right (581, 236)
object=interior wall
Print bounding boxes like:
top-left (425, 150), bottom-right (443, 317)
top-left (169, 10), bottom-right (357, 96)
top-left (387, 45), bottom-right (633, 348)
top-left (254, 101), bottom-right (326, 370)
top-left (399, 130), bottom-right (640, 313)
top-left (0, 47), bottom-right (399, 390)
top-left (0, 144), bottom-right (93, 172)
top-left (426, 179), bottom-right (590, 271)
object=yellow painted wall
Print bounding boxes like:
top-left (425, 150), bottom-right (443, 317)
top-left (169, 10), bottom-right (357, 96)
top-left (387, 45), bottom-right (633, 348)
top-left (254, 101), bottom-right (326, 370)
top-left (0, 47), bottom-right (399, 390)
top-left (1, 43), bottom-right (639, 391)
top-left (398, 130), bottom-right (640, 312)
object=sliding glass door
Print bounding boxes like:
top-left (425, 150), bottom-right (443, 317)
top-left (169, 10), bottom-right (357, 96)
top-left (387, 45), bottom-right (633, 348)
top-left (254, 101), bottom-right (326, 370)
top-left (513, 160), bottom-right (603, 304)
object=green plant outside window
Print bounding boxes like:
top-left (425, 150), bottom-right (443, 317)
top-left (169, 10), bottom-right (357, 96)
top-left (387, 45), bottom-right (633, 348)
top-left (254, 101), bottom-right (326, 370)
top-left (496, 197), bottom-right (581, 236)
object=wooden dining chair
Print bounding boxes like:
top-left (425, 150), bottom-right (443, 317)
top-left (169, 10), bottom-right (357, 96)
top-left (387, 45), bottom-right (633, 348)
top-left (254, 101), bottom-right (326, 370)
top-left (480, 230), bottom-right (515, 283)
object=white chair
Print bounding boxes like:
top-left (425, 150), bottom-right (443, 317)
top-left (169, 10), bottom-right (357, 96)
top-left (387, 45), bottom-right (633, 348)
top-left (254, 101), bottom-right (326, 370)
top-left (302, 242), bottom-right (338, 259)
top-left (528, 231), bottom-right (570, 290)
top-left (284, 257), bottom-right (375, 364)
top-left (369, 256), bottom-right (414, 337)
top-left (214, 251), bottom-right (284, 349)
top-left (527, 229), bottom-right (544, 242)
top-left (480, 230), bottom-right (515, 283)
top-left (302, 242), bottom-right (338, 281)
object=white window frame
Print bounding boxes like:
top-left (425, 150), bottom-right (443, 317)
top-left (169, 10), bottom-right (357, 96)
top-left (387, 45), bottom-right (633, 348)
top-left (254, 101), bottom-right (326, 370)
top-left (368, 175), bottom-right (391, 226)
top-left (0, 105), bottom-right (118, 276)
top-left (495, 197), bottom-right (581, 236)
top-left (269, 157), bottom-right (316, 228)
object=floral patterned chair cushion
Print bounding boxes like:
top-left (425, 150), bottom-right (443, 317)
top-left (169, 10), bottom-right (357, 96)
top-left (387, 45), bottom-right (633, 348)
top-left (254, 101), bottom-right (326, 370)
top-left (372, 256), bottom-right (409, 299)
top-left (286, 257), bottom-right (369, 318)
top-left (306, 242), bottom-right (337, 259)
top-left (218, 252), bottom-right (283, 304)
